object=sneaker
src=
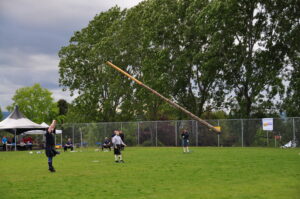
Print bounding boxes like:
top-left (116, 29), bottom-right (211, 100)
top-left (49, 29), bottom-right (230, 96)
top-left (115, 160), bottom-right (119, 163)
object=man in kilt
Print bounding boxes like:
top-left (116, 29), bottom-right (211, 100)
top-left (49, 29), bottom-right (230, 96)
top-left (112, 130), bottom-right (126, 163)
top-left (45, 120), bottom-right (60, 172)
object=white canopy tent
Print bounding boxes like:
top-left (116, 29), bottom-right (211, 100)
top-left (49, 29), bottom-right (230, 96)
top-left (24, 122), bottom-right (62, 135)
top-left (0, 106), bottom-right (47, 150)
top-left (24, 122), bottom-right (63, 146)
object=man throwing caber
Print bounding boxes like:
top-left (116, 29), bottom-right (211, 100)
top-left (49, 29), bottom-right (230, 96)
top-left (45, 120), bottom-right (60, 172)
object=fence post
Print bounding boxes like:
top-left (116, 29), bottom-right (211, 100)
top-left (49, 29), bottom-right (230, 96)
top-left (155, 121), bottom-right (158, 147)
top-left (241, 119), bottom-right (244, 147)
top-left (217, 120), bottom-right (220, 147)
top-left (175, 121), bottom-right (177, 146)
top-left (80, 129), bottom-right (83, 147)
top-left (137, 122), bottom-right (140, 146)
top-left (293, 118), bottom-right (296, 142)
top-left (196, 121), bottom-right (198, 146)
top-left (72, 124), bottom-right (75, 145)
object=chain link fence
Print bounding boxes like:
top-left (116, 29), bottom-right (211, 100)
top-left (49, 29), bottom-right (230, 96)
top-left (56, 118), bottom-right (300, 148)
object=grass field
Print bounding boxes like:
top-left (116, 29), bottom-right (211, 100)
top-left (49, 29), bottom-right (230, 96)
top-left (0, 147), bottom-right (299, 199)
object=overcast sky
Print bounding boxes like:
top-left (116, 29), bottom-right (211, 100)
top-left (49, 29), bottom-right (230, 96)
top-left (0, 0), bottom-right (143, 111)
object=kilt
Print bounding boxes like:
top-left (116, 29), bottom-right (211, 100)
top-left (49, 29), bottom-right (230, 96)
top-left (182, 140), bottom-right (189, 147)
top-left (114, 144), bottom-right (121, 155)
top-left (45, 146), bottom-right (57, 157)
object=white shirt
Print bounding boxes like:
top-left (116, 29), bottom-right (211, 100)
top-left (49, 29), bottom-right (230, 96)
top-left (112, 135), bottom-right (125, 145)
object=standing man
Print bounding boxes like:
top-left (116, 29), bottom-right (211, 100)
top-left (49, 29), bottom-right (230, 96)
top-left (119, 130), bottom-right (125, 150)
top-left (181, 129), bottom-right (190, 153)
top-left (112, 130), bottom-right (126, 163)
top-left (2, 136), bottom-right (7, 151)
top-left (45, 120), bottom-right (59, 172)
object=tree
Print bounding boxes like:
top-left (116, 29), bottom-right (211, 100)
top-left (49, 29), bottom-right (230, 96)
top-left (6, 84), bottom-right (58, 123)
top-left (279, 0), bottom-right (300, 116)
top-left (0, 106), bottom-right (3, 121)
top-left (199, 0), bottom-right (295, 118)
top-left (59, 0), bottom-right (299, 122)
top-left (57, 99), bottom-right (68, 115)
top-left (59, 6), bottom-right (134, 122)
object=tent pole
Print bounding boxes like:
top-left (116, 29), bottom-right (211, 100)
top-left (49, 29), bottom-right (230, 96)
top-left (14, 129), bottom-right (17, 151)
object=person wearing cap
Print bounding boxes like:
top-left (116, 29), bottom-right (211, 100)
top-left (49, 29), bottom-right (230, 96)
top-left (45, 120), bottom-right (60, 172)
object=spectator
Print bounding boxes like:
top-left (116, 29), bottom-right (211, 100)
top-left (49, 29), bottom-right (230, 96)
top-left (181, 129), bottom-right (190, 153)
top-left (64, 138), bottom-right (74, 152)
top-left (102, 137), bottom-right (111, 151)
top-left (119, 130), bottom-right (125, 150)
top-left (2, 136), bottom-right (7, 151)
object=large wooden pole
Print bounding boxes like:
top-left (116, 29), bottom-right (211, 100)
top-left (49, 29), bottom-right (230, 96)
top-left (105, 61), bottom-right (220, 133)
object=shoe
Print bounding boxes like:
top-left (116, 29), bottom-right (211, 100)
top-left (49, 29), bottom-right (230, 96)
top-left (119, 160), bottom-right (125, 163)
top-left (115, 160), bottom-right (119, 163)
top-left (49, 167), bottom-right (56, 172)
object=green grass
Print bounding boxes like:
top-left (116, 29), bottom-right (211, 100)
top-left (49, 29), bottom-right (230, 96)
top-left (0, 147), bottom-right (299, 199)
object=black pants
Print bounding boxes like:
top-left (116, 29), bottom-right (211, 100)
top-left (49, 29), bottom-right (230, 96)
top-left (64, 145), bottom-right (73, 151)
top-left (2, 144), bottom-right (6, 151)
top-left (114, 144), bottom-right (121, 155)
top-left (102, 145), bottom-right (111, 151)
top-left (26, 144), bottom-right (32, 150)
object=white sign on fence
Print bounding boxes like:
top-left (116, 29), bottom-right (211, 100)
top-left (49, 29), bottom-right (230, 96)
top-left (262, 118), bottom-right (273, 131)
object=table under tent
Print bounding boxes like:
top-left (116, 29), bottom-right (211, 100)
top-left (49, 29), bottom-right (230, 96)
top-left (0, 106), bottom-right (48, 151)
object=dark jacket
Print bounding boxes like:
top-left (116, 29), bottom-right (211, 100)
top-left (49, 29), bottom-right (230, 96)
top-left (45, 128), bottom-right (56, 147)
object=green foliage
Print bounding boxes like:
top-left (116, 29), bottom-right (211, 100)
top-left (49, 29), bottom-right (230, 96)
top-left (252, 128), bottom-right (267, 146)
top-left (6, 84), bottom-right (58, 123)
top-left (59, 0), bottom-right (300, 122)
top-left (57, 99), bottom-right (68, 115)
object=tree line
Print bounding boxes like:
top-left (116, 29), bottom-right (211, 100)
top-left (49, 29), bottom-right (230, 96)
top-left (58, 0), bottom-right (300, 123)
top-left (2, 0), bottom-right (299, 124)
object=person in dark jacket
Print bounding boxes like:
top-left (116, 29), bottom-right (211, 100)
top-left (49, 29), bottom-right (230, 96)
top-left (64, 138), bottom-right (74, 152)
top-left (181, 129), bottom-right (190, 153)
top-left (102, 137), bottom-right (111, 151)
top-left (45, 120), bottom-right (59, 172)
top-left (119, 130), bottom-right (125, 150)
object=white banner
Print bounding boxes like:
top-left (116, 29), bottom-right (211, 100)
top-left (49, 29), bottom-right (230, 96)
top-left (262, 118), bottom-right (273, 131)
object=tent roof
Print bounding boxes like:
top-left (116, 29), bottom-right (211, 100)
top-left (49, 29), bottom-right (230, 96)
top-left (0, 106), bottom-right (47, 135)
top-left (24, 122), bottom-right (62, 135)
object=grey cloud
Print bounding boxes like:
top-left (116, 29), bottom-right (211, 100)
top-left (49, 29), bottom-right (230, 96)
top-left (0, 0), bottom-right (143, 111)
top-left (0, 0), bottom-right (143, 28)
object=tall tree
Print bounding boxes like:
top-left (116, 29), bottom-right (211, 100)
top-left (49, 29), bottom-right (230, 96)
top-left (6, 84), bottom-right (58, 123)
top-left (57, 99), bottom-right (68, 115)
top-left (0, 106), bottom-right (3, 121)
top-left (59, 7), bottom-right (133, 122)
top-left (278, 0), bottom-right (300, 116)
top-left (200, 0), bottom-right (291, 118)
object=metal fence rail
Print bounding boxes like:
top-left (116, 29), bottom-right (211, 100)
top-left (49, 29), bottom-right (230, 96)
top-left (56, 118), bottom-right (300, 148)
